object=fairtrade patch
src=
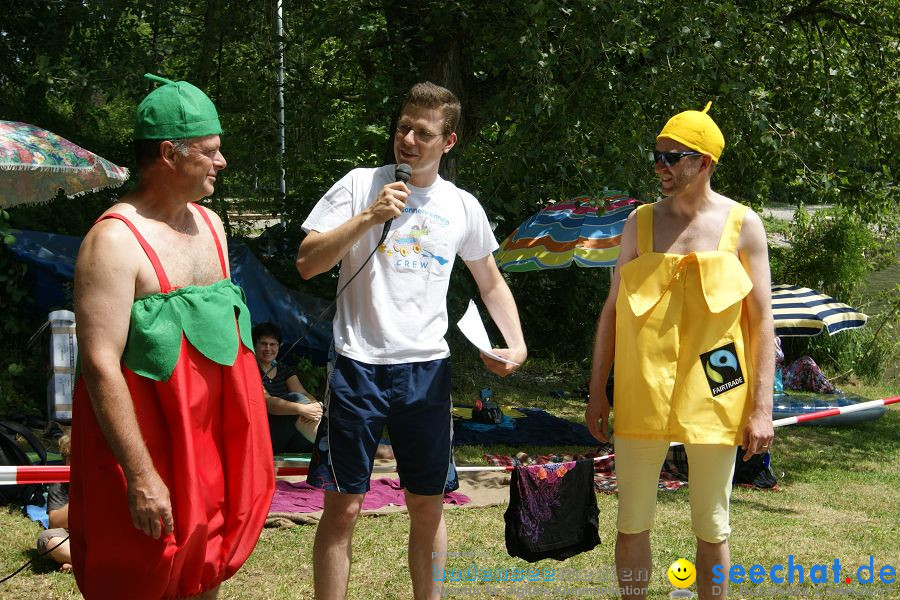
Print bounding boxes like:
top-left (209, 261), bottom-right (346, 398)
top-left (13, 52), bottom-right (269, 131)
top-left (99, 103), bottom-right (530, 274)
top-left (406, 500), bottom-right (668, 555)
top-left (700, 342), bottom-right (745, 396)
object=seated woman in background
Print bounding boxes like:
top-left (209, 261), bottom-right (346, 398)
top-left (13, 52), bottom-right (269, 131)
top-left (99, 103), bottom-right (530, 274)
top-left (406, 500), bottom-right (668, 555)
top-left (37, 433), bottom-right (72, 571)
top-left (252, 322), bottom-right (323, 454)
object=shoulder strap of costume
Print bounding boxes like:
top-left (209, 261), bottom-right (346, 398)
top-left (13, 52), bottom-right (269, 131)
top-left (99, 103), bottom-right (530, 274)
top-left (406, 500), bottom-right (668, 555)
top-left (717, 203), bottom-right (748, 253)
top-left (635, 204), bottom-right (654, 255)
top-left (94, 213), bottom-right (172, 293)
top-left (191, 203), bottom-right (227, 278)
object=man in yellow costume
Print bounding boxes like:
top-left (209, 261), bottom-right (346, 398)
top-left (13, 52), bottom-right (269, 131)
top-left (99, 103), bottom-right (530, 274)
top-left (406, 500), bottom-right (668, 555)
top-left (586, 103), bottom-right (774, 600)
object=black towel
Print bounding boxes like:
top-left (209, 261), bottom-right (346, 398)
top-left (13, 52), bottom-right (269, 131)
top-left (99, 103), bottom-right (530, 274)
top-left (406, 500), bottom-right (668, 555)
top-left (504, 459), bottom-right (601, 562)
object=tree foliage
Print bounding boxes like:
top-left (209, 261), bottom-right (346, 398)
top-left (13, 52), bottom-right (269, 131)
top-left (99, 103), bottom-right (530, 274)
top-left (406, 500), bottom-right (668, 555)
top-left (2, 0), bottom-right (897, 362)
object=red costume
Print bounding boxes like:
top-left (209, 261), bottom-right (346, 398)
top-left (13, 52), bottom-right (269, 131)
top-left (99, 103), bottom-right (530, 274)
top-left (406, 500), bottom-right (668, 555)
top-left (69, 207), bottom-right (274, 599)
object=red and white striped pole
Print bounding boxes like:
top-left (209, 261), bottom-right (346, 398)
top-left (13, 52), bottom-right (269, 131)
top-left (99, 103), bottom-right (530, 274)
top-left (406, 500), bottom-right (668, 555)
top-left (772, 395), bottom-right (899, 427)
top-left (0, 465), bottom-right (70, 485)
top-left (2, 396), bottom-right (897, 484)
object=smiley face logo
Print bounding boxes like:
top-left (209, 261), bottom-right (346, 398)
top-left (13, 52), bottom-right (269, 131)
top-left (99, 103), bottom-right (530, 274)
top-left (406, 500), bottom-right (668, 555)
top-left (668, 558), bottom-right (696, 588)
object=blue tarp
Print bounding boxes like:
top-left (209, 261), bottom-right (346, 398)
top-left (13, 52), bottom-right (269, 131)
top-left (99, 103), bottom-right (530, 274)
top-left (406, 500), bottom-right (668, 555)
top-left (8, 229), bottom-right (333, 364)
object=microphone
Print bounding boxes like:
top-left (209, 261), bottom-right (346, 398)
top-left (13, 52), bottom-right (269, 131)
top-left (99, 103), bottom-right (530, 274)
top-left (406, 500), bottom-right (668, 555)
top-left (379, 163), bottom-right (412, 246)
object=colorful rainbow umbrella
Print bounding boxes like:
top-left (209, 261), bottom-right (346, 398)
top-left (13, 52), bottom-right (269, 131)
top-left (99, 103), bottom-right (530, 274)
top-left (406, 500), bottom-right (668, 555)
top-left (0, 120), bottom-right (129, 208)
top-left (772, 284), bottom-right (868, 336)
top-left (494, 192), bottom-right (641, 272)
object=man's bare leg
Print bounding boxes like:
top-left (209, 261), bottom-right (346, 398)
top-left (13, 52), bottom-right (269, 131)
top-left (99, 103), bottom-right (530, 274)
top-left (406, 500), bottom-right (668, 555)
top-left (313, 491), bottom-right (365, 600)
top-left (405, 491), bottom-right (446, 600)
top-left (616, 531), bottom-right (651, 599)
top-left (697, 538), bottom-right (728, 600)
top-left (45, 535), bottom-right (72, 572)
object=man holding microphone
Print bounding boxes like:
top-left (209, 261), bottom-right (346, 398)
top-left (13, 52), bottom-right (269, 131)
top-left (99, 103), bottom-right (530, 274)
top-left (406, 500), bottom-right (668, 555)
top-left (296, 82), bottom-right (527, 600)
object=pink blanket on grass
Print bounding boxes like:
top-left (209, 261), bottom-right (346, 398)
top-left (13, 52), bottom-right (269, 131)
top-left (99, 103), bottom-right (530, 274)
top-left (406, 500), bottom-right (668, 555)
top-left (269, 478), bottom-right (471, 513)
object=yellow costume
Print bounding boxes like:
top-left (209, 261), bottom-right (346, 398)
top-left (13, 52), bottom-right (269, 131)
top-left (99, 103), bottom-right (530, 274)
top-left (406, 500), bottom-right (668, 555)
top-left (613, 202), bottom-right (754, 445)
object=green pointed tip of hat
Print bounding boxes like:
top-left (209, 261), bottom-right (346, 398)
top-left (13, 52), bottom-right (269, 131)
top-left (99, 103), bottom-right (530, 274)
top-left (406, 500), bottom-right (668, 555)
top-left (134, 74), bottom-right (223, 140)
top-left (657, 100), bottom-right (724, 163)
top-left (143, 73), bottom-right (176, 86)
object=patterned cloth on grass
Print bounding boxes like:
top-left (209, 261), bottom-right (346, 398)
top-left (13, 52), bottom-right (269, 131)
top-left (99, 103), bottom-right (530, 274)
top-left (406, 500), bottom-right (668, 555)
top-left (269, 478), bottom-right (470, 514)
top-left (783, 356), bottom-right (840, 394)
top-left (483, 444), bottom-right (688, 494)
top-left (454, 407), bottom-right (599, 447)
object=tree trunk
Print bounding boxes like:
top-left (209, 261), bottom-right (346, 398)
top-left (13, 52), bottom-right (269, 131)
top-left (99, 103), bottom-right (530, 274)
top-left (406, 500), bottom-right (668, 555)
top-left (382, 0), bottom-right (485, 183)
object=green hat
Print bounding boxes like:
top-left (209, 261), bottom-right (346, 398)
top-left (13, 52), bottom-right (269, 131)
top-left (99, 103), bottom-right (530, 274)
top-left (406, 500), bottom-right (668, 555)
top-left (134, 74), bottom-right (223, 140)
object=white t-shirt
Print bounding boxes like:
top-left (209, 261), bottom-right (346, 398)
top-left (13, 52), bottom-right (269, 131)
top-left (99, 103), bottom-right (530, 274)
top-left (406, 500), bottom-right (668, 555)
top-left (302, 165), bottom-right (498, 364)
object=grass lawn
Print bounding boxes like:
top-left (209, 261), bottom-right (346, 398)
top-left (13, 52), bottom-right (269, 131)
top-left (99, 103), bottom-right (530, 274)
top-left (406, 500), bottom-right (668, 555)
top-left (1, 358), bottom-right (897, 599)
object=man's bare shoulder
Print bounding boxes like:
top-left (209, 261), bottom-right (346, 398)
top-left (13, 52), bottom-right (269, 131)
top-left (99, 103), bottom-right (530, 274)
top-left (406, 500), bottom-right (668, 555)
top-left (188, 203), bottom-right (226, 238)
top-left (82, 213), bottom-right (133, 249)
top-left (621, 207), bottom-right (639, 238)
top-left (713, 194), bottom-right (763, 222)
top-left (733, 202), bottom-right (767, 251)
top-left (192, 202), bottom-right (223, 225)
top-left (710, 192), bottom-right (741, 209)
top-left (191, 203), bottom-right (229, 261)
top-left (617, 209), bottom-right (640, 261)
top-left (78, 209), bottom-right (143, 273)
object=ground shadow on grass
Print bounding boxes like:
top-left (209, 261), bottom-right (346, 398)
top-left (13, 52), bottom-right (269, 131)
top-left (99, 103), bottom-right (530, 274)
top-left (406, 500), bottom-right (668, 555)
top-left (729, 496), bottom-right (799, 516)
top-left (650, 488), bottom-right (690, 511)
top-left (27, 549), bottom-right (65, 576)
top-left (0, 548), bottom-right (61, 579)
top-left (774, 408), bottom-right (900, 482)
top-left (650, 474), bottom-right (801, 516)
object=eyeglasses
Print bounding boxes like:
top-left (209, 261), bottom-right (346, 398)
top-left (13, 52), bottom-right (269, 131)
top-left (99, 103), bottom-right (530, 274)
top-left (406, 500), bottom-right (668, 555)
top-left (396, 123), bottom-right (443, 142)
top-left (653, 150), bottom-right (703, 167)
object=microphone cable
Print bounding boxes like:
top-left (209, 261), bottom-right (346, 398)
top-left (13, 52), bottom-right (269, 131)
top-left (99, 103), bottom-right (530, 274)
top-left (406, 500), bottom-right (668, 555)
top-left (278, 163), bottom-right (412, 361)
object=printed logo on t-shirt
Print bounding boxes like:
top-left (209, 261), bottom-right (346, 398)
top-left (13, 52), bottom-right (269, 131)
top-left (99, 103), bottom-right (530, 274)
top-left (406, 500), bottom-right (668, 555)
top-left (378, 212), bottom-right (451, 272)
top-left (699, 342), bottom-right (745, 396)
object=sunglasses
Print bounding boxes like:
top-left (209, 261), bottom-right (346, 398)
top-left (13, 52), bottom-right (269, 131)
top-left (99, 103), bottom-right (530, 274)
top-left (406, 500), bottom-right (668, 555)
top-left (653, 150), bottom-right (703, 167)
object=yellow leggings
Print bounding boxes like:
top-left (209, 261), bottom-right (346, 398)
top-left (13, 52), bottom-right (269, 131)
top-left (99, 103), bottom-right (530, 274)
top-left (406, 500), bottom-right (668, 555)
top-left (614, 437), bottom-right (737, 543)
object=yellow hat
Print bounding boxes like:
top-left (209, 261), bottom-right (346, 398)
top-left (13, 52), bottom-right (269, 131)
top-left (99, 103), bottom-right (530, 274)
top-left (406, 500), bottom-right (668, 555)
top-left (657, 101), bottom-right (724, 163)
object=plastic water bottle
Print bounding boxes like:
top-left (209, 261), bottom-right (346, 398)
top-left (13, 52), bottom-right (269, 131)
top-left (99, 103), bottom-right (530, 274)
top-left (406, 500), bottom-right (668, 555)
top-left (47, 310), bottom-right (77, 422)
top-left (774, 365), bottom-right (784, 394)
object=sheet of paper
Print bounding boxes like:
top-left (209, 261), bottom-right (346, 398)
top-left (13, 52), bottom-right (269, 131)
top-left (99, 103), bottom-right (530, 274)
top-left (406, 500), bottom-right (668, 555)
top-left (456, 299), bottom-right (520, 366)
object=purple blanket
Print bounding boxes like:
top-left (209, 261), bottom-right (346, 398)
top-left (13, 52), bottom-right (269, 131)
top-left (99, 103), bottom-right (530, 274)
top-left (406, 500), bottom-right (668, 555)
top-left (270, 478), bottom-right (471, 514)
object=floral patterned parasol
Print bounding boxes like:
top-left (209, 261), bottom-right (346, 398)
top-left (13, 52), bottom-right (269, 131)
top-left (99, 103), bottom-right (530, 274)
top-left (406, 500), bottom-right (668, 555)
top-left (0, 120), bottom-right (129, 208)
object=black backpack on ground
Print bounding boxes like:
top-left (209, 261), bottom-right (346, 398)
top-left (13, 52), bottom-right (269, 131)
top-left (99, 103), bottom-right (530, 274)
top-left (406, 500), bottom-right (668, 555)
top-left (472, 388), bottom-right (504, 424)
top-left (0, 420), bottom-right (47, 505)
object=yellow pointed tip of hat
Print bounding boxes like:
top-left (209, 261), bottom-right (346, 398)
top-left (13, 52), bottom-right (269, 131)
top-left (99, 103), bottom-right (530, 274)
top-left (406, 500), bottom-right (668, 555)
top-left (657, 101), bottom-right (724, 163)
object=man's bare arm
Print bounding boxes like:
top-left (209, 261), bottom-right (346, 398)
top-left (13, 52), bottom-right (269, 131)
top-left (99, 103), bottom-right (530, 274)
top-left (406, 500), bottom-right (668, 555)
top-left (48, 505), bottom-right (68, 529)
top-left (74, 221), bottom-right (174, 539)
top-left (285, 373), bottom-right (311, 396)
top-left (464, 254), bottom-right (527, 376)
top-left (737, 209), bottom-right (775, 460)
top-left (586, 211), bottom-right (638, 442)
top-left (295, 182), bottom-right (408, 279)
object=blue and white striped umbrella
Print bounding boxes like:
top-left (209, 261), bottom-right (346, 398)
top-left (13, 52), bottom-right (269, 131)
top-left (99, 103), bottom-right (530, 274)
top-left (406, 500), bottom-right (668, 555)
top-left (771, 284), bottom-right (867, 337)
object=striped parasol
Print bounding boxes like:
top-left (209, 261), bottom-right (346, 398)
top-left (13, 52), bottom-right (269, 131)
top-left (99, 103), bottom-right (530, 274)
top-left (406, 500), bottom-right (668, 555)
top-left (494, 192), bottom-right (641, 272)
top-left (772, 283), bottom-right (868, 336)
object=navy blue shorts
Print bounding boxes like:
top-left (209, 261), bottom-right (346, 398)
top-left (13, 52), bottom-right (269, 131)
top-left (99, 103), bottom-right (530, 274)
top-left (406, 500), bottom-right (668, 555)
top-left (306, 354), bottom-right (457, 496)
